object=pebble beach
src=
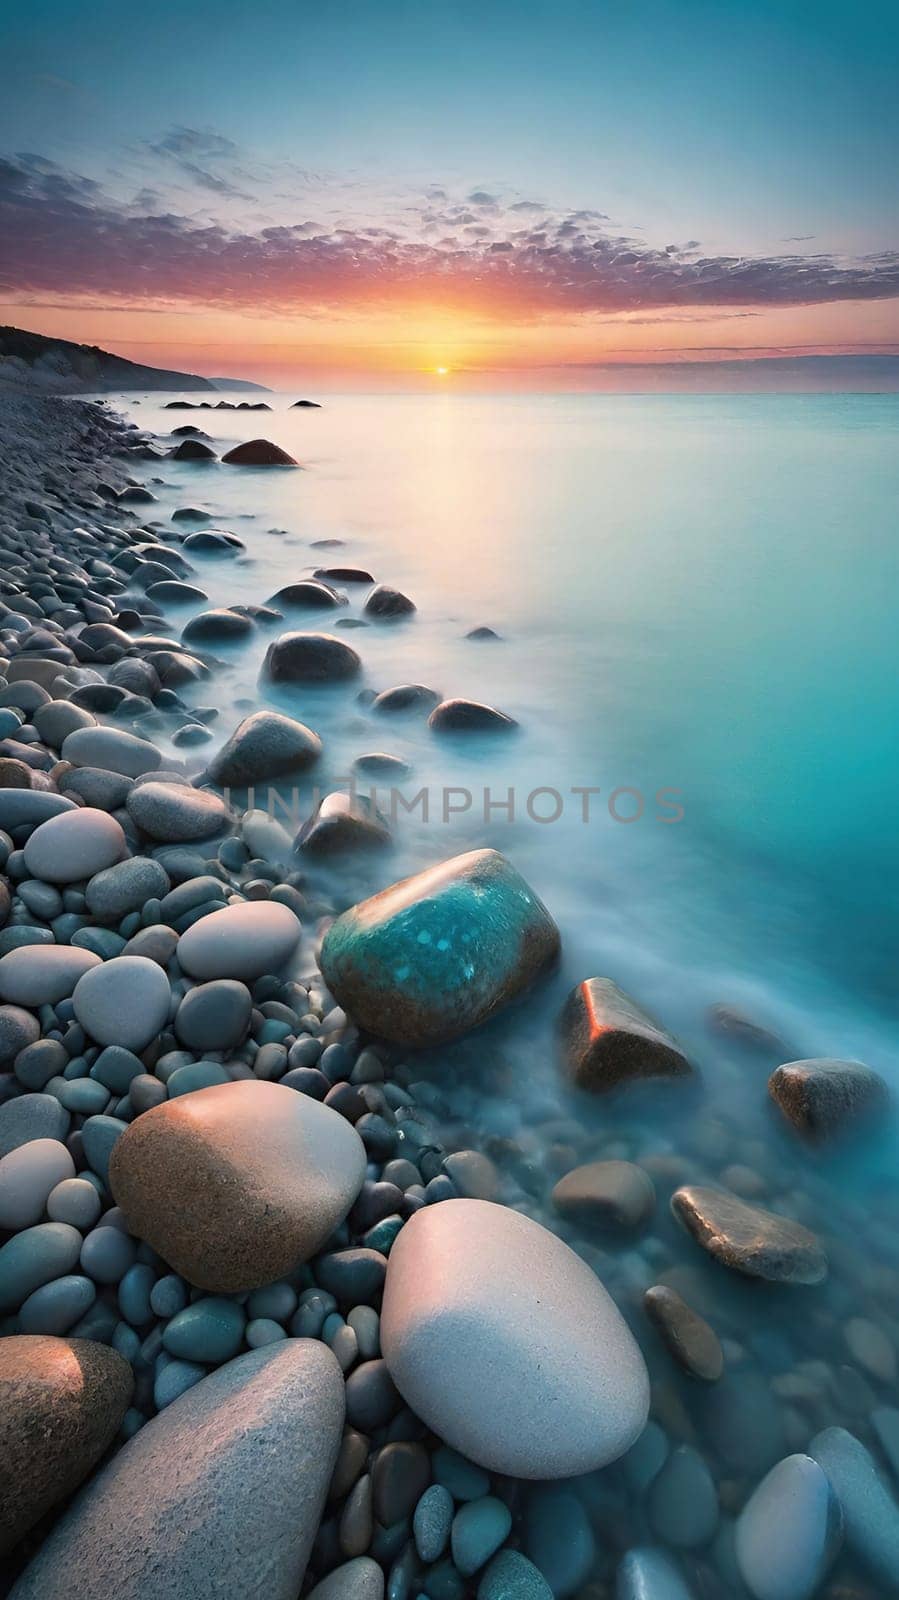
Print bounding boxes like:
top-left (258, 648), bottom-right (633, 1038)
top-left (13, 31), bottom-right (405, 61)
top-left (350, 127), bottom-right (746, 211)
top-left (2, 386), bottom-right (899, 1600)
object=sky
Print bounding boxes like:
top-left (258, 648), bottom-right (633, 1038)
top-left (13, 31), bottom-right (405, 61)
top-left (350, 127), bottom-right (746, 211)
top-left (0, 0), bottom-right (897, 388)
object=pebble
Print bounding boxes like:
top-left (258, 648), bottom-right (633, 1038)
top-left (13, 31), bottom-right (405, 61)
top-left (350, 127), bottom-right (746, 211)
top-left (0, 1092), bottom-right (70, 1157)
top-left (320, 849), bottom-right (560, 1047)
top-left (414, 1483), bottom-right (454, 1561)
top-left (735, 1453), bottom-right (843, 1600)
top-left (478, 1550), bottom-right (553, 1600)
top-left (9, 1341), bottom-right (345, 1600)
top-left (85, 855), bottom-right (170, 921)
top-left (769, 1057), bottom-right (888, 1140)
top-left (428, 698), bottom-right (516, 732)
top-left (452, 1497), bottom-right (512, 1575)
top-left (23, 807), bottom-right (126, 883)
top-left (0, 1138), bottom-right (75, 1230)
top-left (109, 1079), bottom-right (366, 1292)
top-left (61, 726), bottom-right (162, 778)
top-left (380, 1198), bottom-right (649, 1476)
top-left (177, 899), bottom-right (301, 980)
top-left (845, 1316), bottom-right (896, 1383)
top-left (0, 1004), bottom-right (41, 1064)
top-left (262, 631), bottom-right (362, 683)
top-left (615, 1548), bottom-right (694, 1600)
top-left (163, 1297), bottom-right (246, 1363)
top-left (307, 1558), bottom-right (385, 1600)
top-left (127, 781), bottom-right (230, 842)
top-left (810, 1426), bottom-right (899, 1590)
top-left (73, 955), bottom-right (172, 1051)
top-left (644, 1285), bottom-right (724, 1381)
top-left (371, 1441), bottom-right (431, 1525)
top-left (0, 1222), bottom-right (83, 1313)
top-left (524, 1486), bottom-right (596, 1598)
top-left (47, 1177), bottom-right (102, 1229)
top-left (552, 1159), bottom-right (655, 1230)
top-left (0, 947), bottom-right (99, 1014)
top-left (672, 1186), bottom-right (828, 1285)
top-left (0, 1335), bottom-right (132, 1555)
top-left (648, 1444), bottom-right (719, 1548)
top-left (205, 709), bottom-right (322, 786)
top-left (175, 979), bottom-right (252, 1051)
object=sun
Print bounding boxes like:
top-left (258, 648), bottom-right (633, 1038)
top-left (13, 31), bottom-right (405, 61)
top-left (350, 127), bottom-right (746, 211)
top-left (434, 365), bottom-right (450, 376)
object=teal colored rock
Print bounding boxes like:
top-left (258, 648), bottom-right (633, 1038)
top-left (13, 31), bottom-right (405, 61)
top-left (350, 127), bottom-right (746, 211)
top-left (166, 1061), bottom-right (230, 1098)
top-left (451, 1497), bottom-right (512, 1576)
top-left (320, 849), bottom-right (560, 1047)
top-left (735, 1454), bottom-right (842, 1600)
top-left (153, 1358), bottom-right (206, 1409)
top-left (162, 1296), bottom-right (246, 1362)
top-left (81, 1115), bottom-right (128, 1184)
top-left (524, 1486), bottom-right (596, 1597)
top-left (91, 1047), bottom-right (144, 1095)
top-left (414, 1483), bottom-right (454, 1562)
top-left (0, 1094), bottom-right (70, 1158)
top-left (478, 1551), bottom-right (553, 1600)
top-left (0, 1223), bottom-right (83, 1313)
top-left (432, 1446), bottom-right (490, 1502)
top-left (616, 1548), bottom-right (694, 1599)
top-left (10, 1340), bottom-right (345, 1600)
top-left (810, 1426), bottom-right (899, 1592)
top-left (19, 1274), bottom-right (97, 1334)
top-left (57, 1078), bottom-right (111, 1115)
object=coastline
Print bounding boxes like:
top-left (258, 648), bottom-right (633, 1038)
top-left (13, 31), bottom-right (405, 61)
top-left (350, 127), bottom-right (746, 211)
top-left (0, 389), bottom-right (898, 1598)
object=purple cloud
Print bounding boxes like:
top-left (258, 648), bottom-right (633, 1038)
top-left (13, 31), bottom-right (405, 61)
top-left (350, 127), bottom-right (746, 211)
top-left (1, 151), bottom-right (898, 319)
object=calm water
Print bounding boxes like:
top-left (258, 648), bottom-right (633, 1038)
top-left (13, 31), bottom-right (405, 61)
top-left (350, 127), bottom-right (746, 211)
top-left (106, 390), bottom-right (899, 1585)
top-left (117, 392), bottom-right (899, 1108)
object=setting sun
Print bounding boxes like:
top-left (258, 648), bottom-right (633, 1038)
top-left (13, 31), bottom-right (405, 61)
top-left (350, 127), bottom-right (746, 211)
top-left (435, 365), bottom-right (450, 376)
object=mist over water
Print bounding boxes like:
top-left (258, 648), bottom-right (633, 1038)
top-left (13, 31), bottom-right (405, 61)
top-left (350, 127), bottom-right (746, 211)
top-left (119, 389), bottom-right (899, 1186)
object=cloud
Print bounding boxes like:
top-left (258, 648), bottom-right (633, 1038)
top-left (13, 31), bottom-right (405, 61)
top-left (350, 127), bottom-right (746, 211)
top-left (1, 149), bottom-right (898, 322)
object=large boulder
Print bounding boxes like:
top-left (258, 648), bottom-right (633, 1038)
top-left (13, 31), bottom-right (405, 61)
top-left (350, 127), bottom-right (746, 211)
top-left (109, 1080), bottom-right (367, 1291)
top-left (206, 710), bottom-right (322, 787)
top-left (320, 849), bottom-right (560, 1047)
top-left (380, 1198), bottom-right (649, 1477)
top-left (261, 632), bottom-right (361, 684)
top-left (9, 1341), bottom-right (344, 1600)
top-left (560, 977), bottom-right (693, 1092)
top-left (0, 1335), bottom-right (133, 1555)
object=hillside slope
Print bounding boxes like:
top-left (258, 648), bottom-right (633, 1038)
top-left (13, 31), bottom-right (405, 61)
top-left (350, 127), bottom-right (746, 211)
top-left (0, 326), bottom-right (221, 393)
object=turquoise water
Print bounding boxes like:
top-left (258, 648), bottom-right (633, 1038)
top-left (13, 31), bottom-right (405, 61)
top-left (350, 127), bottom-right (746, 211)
top-left (120, 391), bottom-right (899, 1096)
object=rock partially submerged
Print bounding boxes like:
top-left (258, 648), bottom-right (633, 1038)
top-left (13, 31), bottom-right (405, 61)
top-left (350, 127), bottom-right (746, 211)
top-left (768, 1057), bottom-right (888, 1141)
top-left (9, 1341), bottom-right (344, 1600)
top-left (206, 709), bottom-right (322, 786)
top-left (735, 1453), bottom-right (843, 1600)
top-left (560, 977), bottom-right (693, 1092)
top-left (551, 1160), bottom-right (655, 1232)
top-left (643, 1285), bottom-right (724, 1382)
top-left (262, 631), bottom-right (362, 683)
top-left (221, 439), bottom-right (298, 466)
top-left (320, 849), bottom-right (560, 1046)
top-left (0, 1335), bottom-right (133, 1555)
top-left (672, 1186), bottom-right (828, 1285)
top-left (109, 1080), bottom-right (367, 1291)
top-left (428, 699), bottom-right (517, 733)
top-left (381, 1199), bottom-right (649, 1477)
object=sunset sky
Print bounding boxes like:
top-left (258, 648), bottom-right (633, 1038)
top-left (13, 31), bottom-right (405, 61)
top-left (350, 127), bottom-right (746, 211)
top-left (1, 0), bottom-right (897, 388)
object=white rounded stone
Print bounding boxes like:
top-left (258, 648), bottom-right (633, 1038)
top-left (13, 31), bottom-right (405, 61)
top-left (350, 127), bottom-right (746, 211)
top-left (177, 901), bottom-right (301, 981)
top-left (23, 809), bottom-right (126, 885)
top-left (380, 1198), bottom-right (650, 1478)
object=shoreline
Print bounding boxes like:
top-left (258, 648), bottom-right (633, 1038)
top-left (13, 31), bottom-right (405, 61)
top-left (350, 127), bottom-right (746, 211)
top-left (0, 389), bottom-right (898, 1599)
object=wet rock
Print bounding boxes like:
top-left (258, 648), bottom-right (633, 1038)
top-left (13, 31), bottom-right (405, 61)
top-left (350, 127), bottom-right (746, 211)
top-left (844, 1317), bottom-right (896, 1384)
top-left (768, 1058), bottom-right (888, 1141)
top-left (810, 1428), bottom-right (899, 1593)
top-left (308, 1559), bottom-right (384, 1600)
top-left (182, 608), bottom-right (254, 644)
top-left (109, 1080), bottom-right (366, 1292)
top-left (177, 899), bottom-right (301, 980)
top-left (297, 791), bottom-right (391, 857)
top-left (0, 790), bottom-right (76, 832)
top-left (320, 848), bottom-right (560, 1047)
top-left (466, 626), bottom-right (501, 641)
top-left (262, 631), bottom-right (362, 683)
top-left (170, 439), bottom-right (217, 460)
top-left (671, 1186), bottom-right (828, 1285)
top-left (9, 1341), bottom-right (343, 1600)
top-left (735, 1453), bottom-right (843, 1600)
top-left (175, 980), bottom-right (252, 1052)
top-left (146, 580), bottom-right (209, 604)
top-left (551, 1159), bottom-right (655, 1231)
top-left (0, 1335), bottom-right (133, 1555)
top-left (206, 710), bottom-right (322, 786)
top-left (85, 855), bottom-right (170, 921)
top-left (182, 529), bottom-right (244, 555)
top-left (649, 1444), bottom-right (718, 1548)
top-left (269, 580), bottom-right (346, 609)
top-left (616, 1548), bottom-right (694, 1600)
top-left (523, 1485), bottom-right (595, 1598)
top-left (363, 585), bottom-right (415, 619)
top-left (644, 1286), bottom-right (724, 1382)
top-left (478, 1550), bottom-right (553, 1600)
top-left (353, 752), bottom-right (411, 778)
top-left (372, 684), bottom-right (440, 713)
top-left (0, 1094), bottom-right (70, 1158)
top-left (560, 977), bottom-right (693, 1092)
top-left (221, 438), bottom-right (298, 466)
top-left (428, 699), bottom-right (517, 733)
top-left (380, 1198), bottom-right (649, 1477)
top-left (0, 1223), bottom-right (83, 1313)
top-left (61, 726), bottom-right (162, 779)
top-left (708, 1002), bottom-right (784, 1052)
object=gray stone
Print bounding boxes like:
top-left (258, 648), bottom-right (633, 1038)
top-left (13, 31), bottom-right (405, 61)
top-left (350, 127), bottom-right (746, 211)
top-left (648, 1444), bottom-right (718, 1548)
top-left (428, 699), bottom-right (516, 733)
top-left (364, 584), bottom-right (415, 619)
top-left (0, 1139), bottom-right (75, 1231)
top-left (0, 1222), bottom-right (83, 1313)
top-left (0, 791), bottom-right (75, 832)
top-left (297, 792), bottom-right (391, 857)
top-left (73, 956), bottom-right (172, 1051)
top-left (380, 1198), bottom-right (649, 1477)
top-left (307, 1559), bottom-right (384, 1600)
top-left (61, 726), bottom-right (163, 778)
top-left (769, 1058), bottom-right (888, 1141)
top-left (206, 710), bottom-right (322, 787)
top-left (175, 980), bottom-right (252, 1051)
top-left (109, 1079), bottom-right (367, 1292)
top-left (552, 1159), bottom-right (655, 1230)
top-left (0, 1094), bottom-right (70, 1158)
top-left (85, 856), bottom-right (171, 921)
top-left (261, 631), bottom-right (362, 683)
top-left (127, 781), bottom-right (230, 842)
top-left (810, 1426), bottom-right (899, 1591)
top-left (644, 1286), bottom-right (724, 1382)
top-left (177, 900), bottom-right (302, 981)
top-left (23, 807), bottom-right (126, 884)
top-left (560, 977), bottom-right (693, 1092)
top-left (735, 1454), bottom-right (843, 1600)
top-left (0, 945), bottom-right (102, 1007)
top-left (672, 1186), bottom-right (827, 1285)
top-left (60, 767), bottom-right (134, 812)
top-left (9, 1340), bottom-right (344, 1600)
top-left (0, 1004), bottom-right (42, 1062)
top-left (32, 700), bottom-right (97, 748)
